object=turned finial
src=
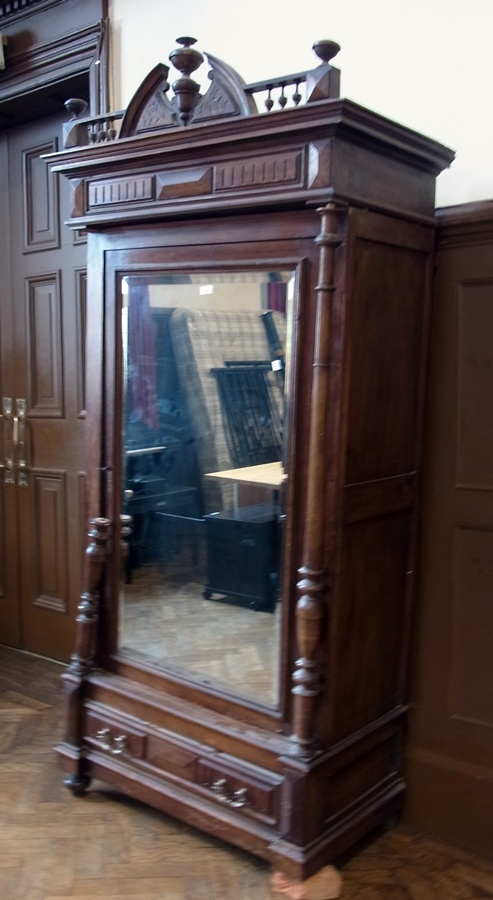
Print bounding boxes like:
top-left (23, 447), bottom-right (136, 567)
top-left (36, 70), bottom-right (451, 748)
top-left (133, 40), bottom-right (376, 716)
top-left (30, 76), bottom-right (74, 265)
top-left (63, 98), bottom-right (89, 148)
top-left (169, 36), bottom-right (203, 75)
top-left (169, 36), bottom-right (204, 124)
top-left (64, 98), bottom-right (88, 119)
top-left (312, 39), bottom-right (341, 65)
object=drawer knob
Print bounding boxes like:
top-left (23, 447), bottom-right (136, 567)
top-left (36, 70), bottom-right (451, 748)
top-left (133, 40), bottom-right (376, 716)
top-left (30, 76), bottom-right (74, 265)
top-left (94, 727), bottom-right (128, 755)
top-left (210, 777), bottom-right (248, 808)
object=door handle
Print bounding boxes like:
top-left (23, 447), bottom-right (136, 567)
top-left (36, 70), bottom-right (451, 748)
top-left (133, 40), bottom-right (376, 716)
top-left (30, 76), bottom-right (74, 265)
top-left (16, 399), bottom-right (28, 487)
top-left (1, 397), bottom-right (15, 484)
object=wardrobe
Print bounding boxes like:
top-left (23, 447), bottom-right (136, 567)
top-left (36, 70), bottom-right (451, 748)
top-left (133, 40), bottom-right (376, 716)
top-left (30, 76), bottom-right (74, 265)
top-left (50, 37), bottom-right (453, 880)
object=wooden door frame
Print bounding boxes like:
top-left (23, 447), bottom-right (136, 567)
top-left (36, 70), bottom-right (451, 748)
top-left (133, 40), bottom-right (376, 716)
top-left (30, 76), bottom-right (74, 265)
top-left (0, 0), bottom-right (108, 653)
top-left (0, 0), bottom-right (109, 127)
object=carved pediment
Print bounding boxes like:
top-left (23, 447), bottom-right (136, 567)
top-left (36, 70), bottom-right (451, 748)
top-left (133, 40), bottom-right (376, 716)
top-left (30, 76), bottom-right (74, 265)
top-left (192, 53), bottom-right (257, 123)
top-left (119, 63), bottom-right (177, 137)
top-left (120, 39), bottom-right (257, 137)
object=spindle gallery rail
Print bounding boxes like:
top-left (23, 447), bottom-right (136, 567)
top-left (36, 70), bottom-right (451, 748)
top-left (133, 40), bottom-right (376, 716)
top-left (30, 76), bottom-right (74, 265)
top-left (62, 37), bottom-right (341, 148)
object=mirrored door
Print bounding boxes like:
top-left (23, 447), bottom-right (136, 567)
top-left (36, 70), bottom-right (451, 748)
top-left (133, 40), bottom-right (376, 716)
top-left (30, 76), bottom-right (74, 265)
top-left (117, 269), bottom-right (294, 707)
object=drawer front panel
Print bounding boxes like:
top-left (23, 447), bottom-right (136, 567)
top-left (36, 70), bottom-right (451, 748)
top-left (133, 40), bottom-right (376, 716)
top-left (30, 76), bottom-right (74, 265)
top-left (148, 731), bottom-right (282, 825)
top-left (84, 708), bottom-right (147, 760)
top-left (197, 757), bottom-right (281, 826)
top-left (84, 704), bottom-right (282, 828)
top-left (146, 732), bottom-right (199, 781)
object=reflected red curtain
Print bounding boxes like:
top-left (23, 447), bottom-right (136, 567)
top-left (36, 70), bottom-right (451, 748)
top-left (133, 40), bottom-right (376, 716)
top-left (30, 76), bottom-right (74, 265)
top-left (127, 280), bottom-right (159, 430)
top-left (267, 280), bottom-right (286, 314)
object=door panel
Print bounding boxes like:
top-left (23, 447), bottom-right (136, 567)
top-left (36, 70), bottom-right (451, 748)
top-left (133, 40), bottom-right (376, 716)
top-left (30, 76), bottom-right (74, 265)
top-left (23, 137), bottom-right (60, 251)
top-left (0, 113), bottom-right (86, 660)
top-left (26, 271), bottom-right (64, 416)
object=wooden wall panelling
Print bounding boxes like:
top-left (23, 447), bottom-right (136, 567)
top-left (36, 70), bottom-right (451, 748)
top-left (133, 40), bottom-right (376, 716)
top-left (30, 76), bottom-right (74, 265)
top-left (404, 200), bottom-right (493, 859)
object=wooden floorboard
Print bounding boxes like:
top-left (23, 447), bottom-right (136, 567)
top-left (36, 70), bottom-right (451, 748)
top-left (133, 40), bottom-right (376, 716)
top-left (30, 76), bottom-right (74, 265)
top-left (1, 644), bottom-right (493, 899)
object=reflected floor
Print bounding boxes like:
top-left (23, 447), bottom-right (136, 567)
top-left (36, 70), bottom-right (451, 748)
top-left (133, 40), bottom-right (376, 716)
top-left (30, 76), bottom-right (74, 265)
top-left (119, 564), bottom-right (281, 707)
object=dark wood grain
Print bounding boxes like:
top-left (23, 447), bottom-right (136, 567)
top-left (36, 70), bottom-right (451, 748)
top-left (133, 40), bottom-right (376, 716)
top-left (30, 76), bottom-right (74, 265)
top-left (48, 46), bottom-right (453, 882)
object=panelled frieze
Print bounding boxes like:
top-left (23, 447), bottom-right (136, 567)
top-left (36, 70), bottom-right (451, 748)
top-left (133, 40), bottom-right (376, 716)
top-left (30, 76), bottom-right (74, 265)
top-left (80, 144), bottom-right (316, 220)
top-left (307, 140), bottom-right (332, 190)
top-left (156, 166), bottom-right (212, 200)
top-left (214, 150), bottom-right (303, 192)
top-left (69, 178), bottom-right (86, 220)
top-left (88, 175), bottom-right (154, 208)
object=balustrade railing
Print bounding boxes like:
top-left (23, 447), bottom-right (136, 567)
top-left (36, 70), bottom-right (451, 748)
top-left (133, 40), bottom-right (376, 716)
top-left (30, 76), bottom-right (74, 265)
top-left (244, 71), bottom-right (308, 113)
top-left (63, 100), bottom-right (125, 148)
top-left (62, 38), bottom-right (341, 149)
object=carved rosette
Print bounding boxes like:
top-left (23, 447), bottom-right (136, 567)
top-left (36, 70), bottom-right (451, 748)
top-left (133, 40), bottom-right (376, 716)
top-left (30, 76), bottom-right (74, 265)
top-left (68, 517), bottom-right (111, 676)
top-left (291, 202), bottom-right (341, 755)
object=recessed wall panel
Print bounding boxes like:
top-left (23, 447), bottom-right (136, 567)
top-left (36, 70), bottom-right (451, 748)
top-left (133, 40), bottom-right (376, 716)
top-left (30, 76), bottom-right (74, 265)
top-left (78, 470), bottom-right (86, 568)
top-left (0, 482), bottom-right (4, 598)
top-left (76, 268), bottom-right (87, 416)
top-left (23, 139), bottom-right (59, 252)
top-left (26, 272), bottom-right (64, 416)
top-left (451, 525), bottom-right (493, 727)
top-left (457, 279), bottom-right (493, 489)
top-left (32, 471), bottom-right (67, 613)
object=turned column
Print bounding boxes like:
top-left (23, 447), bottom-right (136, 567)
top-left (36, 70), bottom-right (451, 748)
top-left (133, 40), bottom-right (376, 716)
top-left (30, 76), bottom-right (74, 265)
top-left (67, 517), bottom-right (111, 676)
top-left (291, 202), bottom-right (341, 754)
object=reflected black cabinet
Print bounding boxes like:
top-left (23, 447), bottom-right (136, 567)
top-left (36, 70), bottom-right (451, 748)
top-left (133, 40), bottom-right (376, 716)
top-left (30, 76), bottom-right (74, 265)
top-left (50, 38), bottom-right (453, 884)
top-left (204, 503), bottom-right (280, 611)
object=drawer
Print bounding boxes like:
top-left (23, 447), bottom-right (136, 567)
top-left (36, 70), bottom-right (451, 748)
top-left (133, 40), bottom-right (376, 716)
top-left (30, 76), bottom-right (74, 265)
top-left (84, 706), bottom-right (147, 760)
top-left (147, 730), bottom-right (282, 826)
top-left (196, 756), bottom-right (282, 827)
top-left (85, 704), bottom-right (282, 827)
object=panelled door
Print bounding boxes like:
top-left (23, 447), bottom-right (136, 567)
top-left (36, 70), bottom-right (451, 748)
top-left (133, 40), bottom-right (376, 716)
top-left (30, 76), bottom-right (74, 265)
top-left (0, 112), bottom-right (87, 661)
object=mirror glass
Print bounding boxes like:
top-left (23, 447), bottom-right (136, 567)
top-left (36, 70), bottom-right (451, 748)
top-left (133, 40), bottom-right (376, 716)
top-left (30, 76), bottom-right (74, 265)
top-left (117, 269), bottom-right (294, 707)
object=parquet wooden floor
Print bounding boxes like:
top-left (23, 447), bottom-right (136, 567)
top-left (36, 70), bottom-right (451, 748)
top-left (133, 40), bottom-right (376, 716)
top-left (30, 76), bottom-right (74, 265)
top-left (120, 565), bottom-right (280, 706)
top-left (1, 643), bottom-right (493, 899)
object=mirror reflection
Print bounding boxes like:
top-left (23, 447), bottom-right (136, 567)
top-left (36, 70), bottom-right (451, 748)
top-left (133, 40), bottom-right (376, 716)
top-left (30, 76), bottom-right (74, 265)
top-left (118, 270), bottom-right (293, 706)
